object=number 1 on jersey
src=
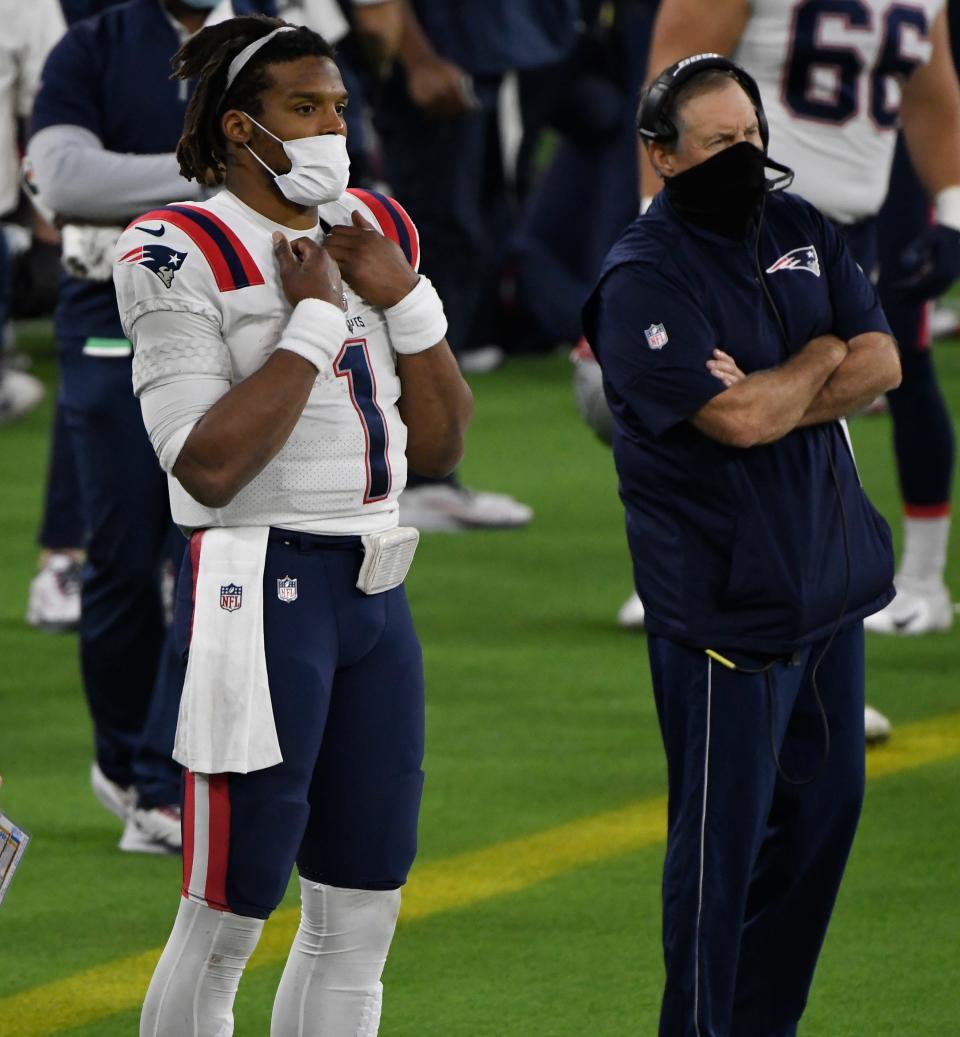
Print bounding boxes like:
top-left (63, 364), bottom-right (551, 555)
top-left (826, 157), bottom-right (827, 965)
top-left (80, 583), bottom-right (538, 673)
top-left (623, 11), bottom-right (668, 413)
top-left (334, 339), bottom-right (392, 504)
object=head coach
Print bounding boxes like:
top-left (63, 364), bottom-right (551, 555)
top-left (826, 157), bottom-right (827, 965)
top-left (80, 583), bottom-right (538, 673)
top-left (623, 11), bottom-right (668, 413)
top-left (582, 54), bottom-right (902, 1037)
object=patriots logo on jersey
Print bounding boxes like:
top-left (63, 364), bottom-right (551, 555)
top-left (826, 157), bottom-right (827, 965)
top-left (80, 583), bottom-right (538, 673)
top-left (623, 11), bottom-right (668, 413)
top-left (117, 243), bottom-right (188, 289)
top-left (766, 246), bottom-right (821, 278)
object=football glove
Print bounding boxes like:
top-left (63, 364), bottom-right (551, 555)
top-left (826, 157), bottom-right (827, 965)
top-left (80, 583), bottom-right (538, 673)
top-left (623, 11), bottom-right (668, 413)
top-left (893, 223), bottom-right (960, 302)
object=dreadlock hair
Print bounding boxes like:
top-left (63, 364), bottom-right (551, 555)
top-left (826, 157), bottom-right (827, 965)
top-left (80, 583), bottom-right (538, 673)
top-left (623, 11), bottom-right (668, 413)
top-left (173, 16), bottom-right (336, 186)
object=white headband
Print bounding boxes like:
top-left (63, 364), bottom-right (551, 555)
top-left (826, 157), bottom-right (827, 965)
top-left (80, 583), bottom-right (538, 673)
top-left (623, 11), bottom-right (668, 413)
top-left (224, 25), bottom-right (296, 97)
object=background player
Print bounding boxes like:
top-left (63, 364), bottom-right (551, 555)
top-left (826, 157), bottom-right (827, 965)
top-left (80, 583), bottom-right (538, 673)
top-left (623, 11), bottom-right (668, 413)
top-left (113, 16), bottom-right (472, 1035)
top-left (27, 0), bottom-right (278, 852)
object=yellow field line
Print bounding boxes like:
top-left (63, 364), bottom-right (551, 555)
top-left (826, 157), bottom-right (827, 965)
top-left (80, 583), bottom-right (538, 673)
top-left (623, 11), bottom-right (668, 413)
top-left (4, 710), bottom-right (960, 1036)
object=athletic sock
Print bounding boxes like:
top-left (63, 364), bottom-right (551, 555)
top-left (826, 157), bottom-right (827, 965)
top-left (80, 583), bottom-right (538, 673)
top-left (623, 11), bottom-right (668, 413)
top-left (899, 512), bottom-right (950, 587)
top-left (140, 896), bottom-right (264, 1037)
top-left (270, 878), bottom-right (401, 1037)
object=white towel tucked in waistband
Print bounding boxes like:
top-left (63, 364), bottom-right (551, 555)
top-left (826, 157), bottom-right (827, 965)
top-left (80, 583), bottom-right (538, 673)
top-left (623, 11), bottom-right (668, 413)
top-left (173, 526), bottom-right (282, 774)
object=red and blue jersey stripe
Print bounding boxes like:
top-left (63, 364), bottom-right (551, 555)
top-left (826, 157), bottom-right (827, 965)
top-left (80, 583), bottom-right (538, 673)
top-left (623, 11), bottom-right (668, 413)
top-left (347, 189), bottom-right (420, 270)
top-left (128, 204), bottom-right (265, 293)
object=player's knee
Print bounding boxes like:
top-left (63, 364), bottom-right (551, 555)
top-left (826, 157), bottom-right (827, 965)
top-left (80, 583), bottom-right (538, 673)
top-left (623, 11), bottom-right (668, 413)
top-left (297, 880), bottom-right (401, 977)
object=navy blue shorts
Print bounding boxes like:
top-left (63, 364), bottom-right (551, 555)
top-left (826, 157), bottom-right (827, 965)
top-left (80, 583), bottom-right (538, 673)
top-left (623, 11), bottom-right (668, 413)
top-left (174, 529), bottom-right (425, 919)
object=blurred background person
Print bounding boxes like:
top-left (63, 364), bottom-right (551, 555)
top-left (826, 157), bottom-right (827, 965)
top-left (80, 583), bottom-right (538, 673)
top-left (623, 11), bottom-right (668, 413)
top-left (0, 0), bottom-right (65, 424)
top-left (372, 0), bottom-right (583, 531)
top-left (26, 0), bottom-right (277, 854)
top-left (503, 1), bottom-right (659, 358)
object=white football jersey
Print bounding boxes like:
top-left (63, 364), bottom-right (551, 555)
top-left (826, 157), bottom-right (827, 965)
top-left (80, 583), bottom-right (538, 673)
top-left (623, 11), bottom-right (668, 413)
top-left (114, 187), bottom-right (423, 535)
top-left (734, 0), bottom-right (944, 222)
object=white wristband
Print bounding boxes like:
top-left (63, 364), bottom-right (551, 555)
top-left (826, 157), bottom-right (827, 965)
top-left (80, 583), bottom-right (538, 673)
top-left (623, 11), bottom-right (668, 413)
top-left (276, 298), bottom-right (347, 372)
top-left (935, 186), bottom-right (960, 232)
top-left (384, 275), bottom-right (448, 355)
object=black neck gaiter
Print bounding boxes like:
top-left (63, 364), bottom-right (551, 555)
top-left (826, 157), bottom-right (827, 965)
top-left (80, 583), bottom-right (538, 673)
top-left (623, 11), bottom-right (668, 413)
top-left (663, 141), bottom-right (794, 240)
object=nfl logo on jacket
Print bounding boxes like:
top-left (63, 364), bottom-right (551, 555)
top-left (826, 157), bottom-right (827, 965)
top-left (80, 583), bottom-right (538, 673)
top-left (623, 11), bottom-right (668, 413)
top-left (644, 322), bottom-right (669, 350)
top-left (219, 583), bottom-right (243, 612)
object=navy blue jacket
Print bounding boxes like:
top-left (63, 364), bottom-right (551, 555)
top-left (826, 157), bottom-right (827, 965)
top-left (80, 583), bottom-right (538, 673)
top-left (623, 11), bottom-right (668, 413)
top-left (584, 190), bottom-right (895, 654)
top-left (33, 0), bottom-right (274, 341)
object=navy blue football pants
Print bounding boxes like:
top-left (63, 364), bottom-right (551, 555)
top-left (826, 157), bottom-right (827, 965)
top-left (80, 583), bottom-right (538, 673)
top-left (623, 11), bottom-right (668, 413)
top-left (37, 394), bottom-right (85, 549)
top-left (58, 338), bottom-right (183, 807)
top-left (648, 622), bottom-right (865, 1037)
top-left (876, 136), bottom-right (955, 512)
top-left (175, 530), bottom-right (425, 920)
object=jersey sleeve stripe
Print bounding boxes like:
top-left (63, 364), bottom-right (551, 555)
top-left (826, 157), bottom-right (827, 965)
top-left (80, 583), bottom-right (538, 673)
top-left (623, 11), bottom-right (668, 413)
top-left (347, 188), bottom-right (419, 269)
top-left (129, 206), bottom-right (264, 292)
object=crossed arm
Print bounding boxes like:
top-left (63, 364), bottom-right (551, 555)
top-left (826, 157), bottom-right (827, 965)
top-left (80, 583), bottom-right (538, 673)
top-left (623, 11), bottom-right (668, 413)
top-left (694, 331), bottom-right (901, 448)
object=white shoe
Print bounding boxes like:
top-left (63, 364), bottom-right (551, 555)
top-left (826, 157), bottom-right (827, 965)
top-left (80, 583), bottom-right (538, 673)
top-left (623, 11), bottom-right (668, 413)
top-left (90, 761), bottom-right (136, 822)
top-left (398, 484), bottom-right (533, 532)
top-left (863, 579), bottom-right (953, 635)
top-left (458, 345), bottom-right (505, 374)
top-left (930, 303), bottom-right (960, 340)
top-left (617, 591), bottom-right (646, 630)
top-left (0, 369), bottom-right (44, 424)
top-left (26, 553), bottom-right (82, 632)
top-left (119, 805), bottom-right (182, 855)
top-left (865, 705), bottom-right (892, 745)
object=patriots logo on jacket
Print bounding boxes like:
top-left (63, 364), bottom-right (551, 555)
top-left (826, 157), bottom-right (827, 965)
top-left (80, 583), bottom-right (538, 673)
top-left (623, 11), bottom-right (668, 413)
top-left (117, 243), bottom-right (188, 289)
top-left (765, 245), bottom-right (820, 277)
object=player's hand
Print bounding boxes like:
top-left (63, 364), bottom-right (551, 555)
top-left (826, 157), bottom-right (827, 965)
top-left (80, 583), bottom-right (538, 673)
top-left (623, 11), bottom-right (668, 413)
top-left (706, 349), bottom-right (746, 388)
top-left (405, 55), bottom-right (477, 117)
top-left (273, 232), bottom-right (343, 309)
top-left (893, 224), bottom-right (960, 302)
top-left (325, 211), bottom-right (419, 308)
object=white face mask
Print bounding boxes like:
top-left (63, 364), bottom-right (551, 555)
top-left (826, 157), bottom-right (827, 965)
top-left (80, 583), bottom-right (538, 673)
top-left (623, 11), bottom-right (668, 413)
top-left (242, 113), bottom-right (350, 206)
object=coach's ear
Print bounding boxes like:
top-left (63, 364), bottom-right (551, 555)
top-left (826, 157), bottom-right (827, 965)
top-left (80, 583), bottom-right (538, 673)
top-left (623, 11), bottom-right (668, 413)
top-left (647, 141), bottom-right (674, 178)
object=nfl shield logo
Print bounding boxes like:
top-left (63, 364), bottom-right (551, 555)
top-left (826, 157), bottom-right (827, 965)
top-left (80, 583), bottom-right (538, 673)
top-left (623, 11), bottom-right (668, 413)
top-left (277, 576), bottom-right (298, 603)
top-left (219, 583), bottom-right (243, 612)
top-left (644, 323), bottom-right (669, 350)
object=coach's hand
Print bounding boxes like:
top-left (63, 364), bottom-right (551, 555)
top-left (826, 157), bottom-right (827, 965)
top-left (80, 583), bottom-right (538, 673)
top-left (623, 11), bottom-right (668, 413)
top-left (893, 223), bottom-right (960, 302)
top-left (326, 211), bottom-right (419, 308)
top-left (273, 233), bottom-right (343, 309)
top-left (706, 349), bottom-right (746, 388)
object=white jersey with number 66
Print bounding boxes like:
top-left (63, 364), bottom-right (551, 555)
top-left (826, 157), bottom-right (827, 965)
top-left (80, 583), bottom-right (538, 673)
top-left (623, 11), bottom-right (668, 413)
top-left (734, 0), bottom-right (944, 223)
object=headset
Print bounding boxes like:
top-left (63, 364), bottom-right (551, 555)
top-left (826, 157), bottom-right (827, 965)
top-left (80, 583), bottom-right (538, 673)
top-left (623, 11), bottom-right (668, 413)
top-left (637, 52), bottom-right (770, 150)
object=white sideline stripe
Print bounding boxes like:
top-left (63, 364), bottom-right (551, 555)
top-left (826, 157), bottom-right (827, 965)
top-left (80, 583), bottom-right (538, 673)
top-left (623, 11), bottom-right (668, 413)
top-left (190, 774), bottom-right (209, 902)
top-left (693, 657), bottom-right (712, 1037)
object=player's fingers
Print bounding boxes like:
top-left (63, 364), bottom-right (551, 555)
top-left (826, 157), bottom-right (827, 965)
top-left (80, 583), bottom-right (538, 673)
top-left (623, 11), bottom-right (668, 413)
top-left (290, 236), bottom-right (320, 262)
top-left (272, 231), bottom-right (296, 271)
top-left (351, 210), bottom-right (376, 231)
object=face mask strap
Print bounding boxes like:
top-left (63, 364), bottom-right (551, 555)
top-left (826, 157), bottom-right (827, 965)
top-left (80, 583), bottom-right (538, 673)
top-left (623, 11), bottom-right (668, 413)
top-left (240, 112), bottom-right (282, 179)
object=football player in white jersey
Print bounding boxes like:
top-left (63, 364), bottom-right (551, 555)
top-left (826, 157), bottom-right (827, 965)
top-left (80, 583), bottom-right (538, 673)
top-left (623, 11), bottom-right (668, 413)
top-left (113, 16), bottom-right (472, 1037)
top-left (631, 0), bottom-right (960, 741)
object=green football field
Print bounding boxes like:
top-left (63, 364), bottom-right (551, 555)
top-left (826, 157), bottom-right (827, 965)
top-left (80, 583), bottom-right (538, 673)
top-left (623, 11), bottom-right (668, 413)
top-left (1, 319), bottom-right (958, 1035)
